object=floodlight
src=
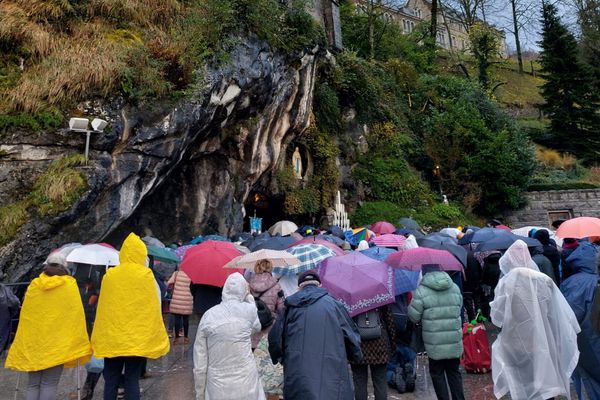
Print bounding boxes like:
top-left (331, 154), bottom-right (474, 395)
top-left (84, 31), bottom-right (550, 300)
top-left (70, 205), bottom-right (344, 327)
top-left (91, 118), bottom-right (108, 132)
top-left (69, 118), bottom-right (90, 132)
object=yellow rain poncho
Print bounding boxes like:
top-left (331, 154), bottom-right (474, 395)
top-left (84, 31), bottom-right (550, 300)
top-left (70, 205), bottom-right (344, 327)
top-left (91, 233), bottom-right (169, 359)
top-left (5, 273), bottom-right (92, 371)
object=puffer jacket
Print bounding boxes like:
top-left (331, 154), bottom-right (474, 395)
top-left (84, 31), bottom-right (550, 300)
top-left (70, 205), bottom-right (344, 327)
top-left (408, 271), bottom-right (463, 360)
top-left (248, 273), bottom-right (284, 348)
top-left (168, 271), bottom-right (193, 315)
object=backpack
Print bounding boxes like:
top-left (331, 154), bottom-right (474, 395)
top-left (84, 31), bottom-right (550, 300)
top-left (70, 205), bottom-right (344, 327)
top-left (353, 309), bottom-right (382, 341)
top-left (254, 282), bottom-right (280, 330)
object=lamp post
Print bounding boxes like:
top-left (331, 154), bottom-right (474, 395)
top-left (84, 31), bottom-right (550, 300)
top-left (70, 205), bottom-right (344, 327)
top-left (68, 117), bottom-right (107, 164)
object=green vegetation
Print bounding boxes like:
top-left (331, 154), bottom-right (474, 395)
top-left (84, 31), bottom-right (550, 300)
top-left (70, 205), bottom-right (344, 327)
top-left (0, 201), bottom-right (29, 247)
top-left (0, 109), bottom-right (63, 131)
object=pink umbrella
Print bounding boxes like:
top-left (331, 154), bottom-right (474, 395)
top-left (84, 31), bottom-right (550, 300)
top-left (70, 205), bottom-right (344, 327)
top-left (385, 248), bottom-right (463, 272)
top-left (288, 238), bottom-right (345, 256)
top-left (371, 234), bottom-right (406, 248)
top-left (556, 217), bottom-right (600, 239)
top-left (180, 241), bottom-right (242, 286)
top-left (495, 224), bottom-right (512, 232)
top-left (371, 221), bottom-right (396, 235)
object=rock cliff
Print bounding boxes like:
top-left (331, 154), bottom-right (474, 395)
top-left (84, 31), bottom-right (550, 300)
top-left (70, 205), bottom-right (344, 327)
top-left (0, 38), bottom-right (318, 282)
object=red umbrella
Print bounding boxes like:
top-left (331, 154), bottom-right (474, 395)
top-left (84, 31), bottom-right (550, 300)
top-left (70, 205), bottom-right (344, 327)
top-left (288, 238), bottom-right (345, 256)
top-left (385, 248), bottom-right (463, 272)
top-left (495, 225), bottom-right (512, 232)
top-left (371, 221), bottom-right (396, 235)
top-left (180, 241), bottom-right (242, 287)
top-left (556, 217), bottom-right (600, 239)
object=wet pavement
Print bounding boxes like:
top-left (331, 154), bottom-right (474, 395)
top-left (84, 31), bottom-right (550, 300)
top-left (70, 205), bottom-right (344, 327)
top-left (0, 321), bottom-right (580, 400)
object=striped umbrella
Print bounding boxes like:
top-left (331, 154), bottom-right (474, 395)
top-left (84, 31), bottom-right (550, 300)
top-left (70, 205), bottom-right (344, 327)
top-left (275, 244), bottom-right (337, 275)
top-left (386, 248), bottom-right (463, 272)
top-left (371, 234), bottom-right (406, 249)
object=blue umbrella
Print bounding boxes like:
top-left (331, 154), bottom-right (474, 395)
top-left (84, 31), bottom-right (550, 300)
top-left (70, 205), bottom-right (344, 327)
top-left (327, 225), bottom-right (345, 239)
top-left (250, 236), bottom-right (296, 251)
top-left (395, 228), bottom-right (425, 239)
top-left (204, 234), bottom-right (230, 242)
top-left (398, 217), bottom-right (421, 231)
top-left (360, 247), bottom-right (420, 295)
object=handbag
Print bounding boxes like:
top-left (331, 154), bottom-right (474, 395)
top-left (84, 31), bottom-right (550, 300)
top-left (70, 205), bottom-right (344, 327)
top-left (85, 355), bottom-right (104, 373)
top-left (353, 309), bottom-right (382, 341)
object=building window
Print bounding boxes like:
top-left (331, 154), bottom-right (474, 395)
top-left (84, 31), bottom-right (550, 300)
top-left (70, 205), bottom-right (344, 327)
top-left (461, 39), bottom-right (466, 49)
top-left (415, 8), bottom-right (422, 18)
top-left (451, 35), bottom-right (456, 46)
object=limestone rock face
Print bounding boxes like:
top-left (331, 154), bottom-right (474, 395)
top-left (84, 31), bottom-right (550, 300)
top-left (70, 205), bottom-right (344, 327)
top-left (0, 38), bottom-right (318, 282)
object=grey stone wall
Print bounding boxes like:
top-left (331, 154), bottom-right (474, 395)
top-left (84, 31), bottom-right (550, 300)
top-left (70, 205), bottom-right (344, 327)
top-left (504, 189), bottom-right (600, 228)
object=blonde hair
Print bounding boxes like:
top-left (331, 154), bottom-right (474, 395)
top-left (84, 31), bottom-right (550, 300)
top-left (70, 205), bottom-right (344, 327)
top-left (254, 259), bottom-right (273, 274)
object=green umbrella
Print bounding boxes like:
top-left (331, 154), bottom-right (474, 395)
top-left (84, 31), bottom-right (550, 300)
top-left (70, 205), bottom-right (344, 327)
top-left (147, 245), bottom-right (180, 264)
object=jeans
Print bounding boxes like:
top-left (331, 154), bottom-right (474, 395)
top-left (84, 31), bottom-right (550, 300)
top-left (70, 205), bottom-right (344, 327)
top-left (429, 358), bottom-right (465, 400)
top-left (26, 365), bottom-right (63, 400)
top-left (351, 363), bottom-right (388, 400)
top-left (173, 314), bottom-right (189, 338)
top-left (82, 371), bottom-right (101, 400)
top-left (103, 357), bottom-right (144, 400)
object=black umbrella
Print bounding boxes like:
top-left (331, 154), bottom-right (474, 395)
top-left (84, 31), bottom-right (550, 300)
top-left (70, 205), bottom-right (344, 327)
top-left (398, 217), bottom-right (422, 231)
top-left (417, 237), bottom-right (468, 266)
top-left (249, 236), bottom-right (296, 251)
top-left (395, 228), bottom-right (425, 239)
top-left (476, 233), bottom-right (541, 252)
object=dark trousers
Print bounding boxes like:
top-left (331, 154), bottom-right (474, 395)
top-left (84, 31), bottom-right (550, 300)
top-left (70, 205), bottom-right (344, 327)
top-left (429, 358), bottom-right (465, 400)
top-left (103, 356), bottom-right (144, 400)
top-left (173, 314), bottom-right (189, 338)
top-left (82, 371), bottom-right (101, 400)
top-left (351, 363), bottom-right (388, 400)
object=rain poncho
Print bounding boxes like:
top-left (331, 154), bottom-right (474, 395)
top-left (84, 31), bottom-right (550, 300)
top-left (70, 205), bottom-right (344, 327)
top-left (491, 261), bottom-right (580, 399)
top-left (498, 239), bottom-right (539, 276)
top-left (561, 242), bottom-right (600, 399)
top-left (91, 233), bottom-right (169, 359)
top-left (5, 273), bottom-right (92, 371)
top-left (193, 272), bottom-right (264, 400)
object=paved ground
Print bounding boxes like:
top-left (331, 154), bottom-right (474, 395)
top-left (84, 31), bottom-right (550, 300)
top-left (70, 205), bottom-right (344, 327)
top-left (0, 321), bottom-right (581, 400)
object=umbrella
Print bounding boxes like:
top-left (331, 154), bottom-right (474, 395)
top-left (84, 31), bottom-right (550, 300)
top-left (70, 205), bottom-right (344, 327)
top-left (276, 244), bottom-right (337, 275)
top-left (458, 227), bottom-right (506, 245)
top-left (225, 249), bottom-right (300, 269)
top-left (146, 245), bottom-right (180, 264)
top-left (289, 237), bottom-right (345, 256)
top-left (250, 236), bottom-right (297, 251)
top-left (232, 243), bottom-right (251, 254)
top-left (371, 221), bottom-right (396, 235)
top-left (439, 228), bottom-right (461, 239)
top-left (360, 247), bottom-right (420, 295)
top-left (495, 224), bottom-right (512, 232)
top-left (386, 248), bottom-right (463, 272)
top-left (346, 228), bottom-right (375, 246)
top-left (512, 226), bottom-right (563, 247)
top-left (555, 217), bottom-right (600, 239)
top-left (314, 234), bottom-right (345, 247)
top-left (398, 217), bottom-right (421, 231)
top-left (46, 243), bottom-right (82, 263)
top-left (424, 233), bottom-right (458, 244)
top-left (395, 228), bottom-right (425, 239)
top-left (142, 236), bottom-right (165, 248)
top-left (189, 235), bottom-right (204, 245)
top-left (327, 225), bottom-right (345, 239)
top-left (371, 234), bottom-right (406, 249)
top-left (174, 244), bottom-right (195, 260)
top-left (320, 252), bottom-right (395, 317)
top-left (416, 238), bottom-right (467, 267)
top-left (180, 241), bottom-right (242, 286)
top-left (268, 221), bottom-right (299, 236)
top-left (204, 234), bottom-right (230, 242)
top-left (66, 244), bottom-right (120, 266)
top-left (476, 233), bottom-right (541, 252)
top-left (297, 226), bottom-right (318, 236)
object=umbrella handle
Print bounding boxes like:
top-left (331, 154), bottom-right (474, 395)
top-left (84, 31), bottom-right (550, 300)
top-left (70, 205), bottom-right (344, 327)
top-left (77, 360), bottom-right (81, 400)
top-left (14, 372), bottom-right (21, 400)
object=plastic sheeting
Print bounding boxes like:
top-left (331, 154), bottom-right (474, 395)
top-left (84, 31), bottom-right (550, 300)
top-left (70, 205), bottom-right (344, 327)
top-left (490, 267), bottom-right (580, 400)
top-left (193, 273), bottom-right (264, 400)
top-left (498, 239), bottom-right (539, 275)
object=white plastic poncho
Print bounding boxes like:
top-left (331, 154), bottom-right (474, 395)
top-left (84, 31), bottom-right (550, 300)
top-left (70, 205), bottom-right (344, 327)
top-left (490, 244), bottom-right (581, 400)
top-left (498, 239), bottom-right (539, 276)
top-left (193, 273), bottom-right (265, 400)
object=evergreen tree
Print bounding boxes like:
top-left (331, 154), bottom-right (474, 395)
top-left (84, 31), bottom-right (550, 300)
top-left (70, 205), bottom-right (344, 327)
top-left (538, 2), bottom-right (599, 162)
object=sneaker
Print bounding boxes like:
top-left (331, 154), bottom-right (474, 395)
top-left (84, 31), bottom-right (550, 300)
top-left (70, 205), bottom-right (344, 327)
top-left (394, 366), bottom-right (406, 393)
top-left (404, 362), bottom-right (415, 392)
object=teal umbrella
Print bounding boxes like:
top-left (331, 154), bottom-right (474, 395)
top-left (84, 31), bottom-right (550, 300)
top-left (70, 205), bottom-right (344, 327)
top-left (147, 245), bottom-right (180, 264)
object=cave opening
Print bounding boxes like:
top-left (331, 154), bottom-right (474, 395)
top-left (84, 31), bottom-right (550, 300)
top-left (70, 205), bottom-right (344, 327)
top-left (243, 191), bottom-right (286, 233)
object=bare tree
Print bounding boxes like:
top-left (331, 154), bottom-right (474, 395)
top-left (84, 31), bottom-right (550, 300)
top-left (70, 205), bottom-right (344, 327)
top-left (495, 0), bottom-right (540, 73)
top-left (359, 0), bottom-right (399, 59)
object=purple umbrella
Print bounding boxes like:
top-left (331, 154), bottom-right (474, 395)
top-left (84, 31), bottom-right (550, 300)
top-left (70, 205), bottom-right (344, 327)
top-left (320, 252), bottom-right (395, 317)
top-left (174, 244), bottom-right (196, 260)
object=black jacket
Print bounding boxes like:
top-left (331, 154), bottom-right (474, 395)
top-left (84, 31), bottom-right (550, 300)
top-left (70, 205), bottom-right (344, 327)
top-left (0, 284), bottom-right (20, 351)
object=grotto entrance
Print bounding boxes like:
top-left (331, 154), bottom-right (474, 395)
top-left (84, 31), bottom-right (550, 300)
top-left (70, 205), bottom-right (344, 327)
top-left (243, 191), bottom-right (286, 233)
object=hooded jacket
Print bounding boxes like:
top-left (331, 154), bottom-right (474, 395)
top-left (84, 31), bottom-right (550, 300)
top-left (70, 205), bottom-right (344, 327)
top-left (268, 285), bottom-right (363, 400)
top-left (5, 273), bottom-right (91, 371)
top-left (91, 233), bottom-right (169, 359)
top-left (408, 271), bottom-right (463, 360)
top-left (561, 242), bottom-right (600, 398)
top-left (193, 272), bottom-right (264, 400)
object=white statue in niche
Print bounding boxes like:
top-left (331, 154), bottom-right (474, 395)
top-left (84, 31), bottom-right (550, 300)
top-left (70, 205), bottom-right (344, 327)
top-left (292, 147), bottom-right (303, 179)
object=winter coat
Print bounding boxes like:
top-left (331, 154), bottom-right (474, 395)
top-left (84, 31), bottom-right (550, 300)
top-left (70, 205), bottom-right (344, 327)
top-left (5, 273), bottom-right (91, 371)
top-left (351, 305), bottom-right (396, 365)
top-left (0, 284), bottom-right (19, 352)
top-left (532, 250), bottom-right (558, 284)
top-left (191, 284), bottom-right (222, 318)
top-left (481, 253), bottom-right (501, 290)
top-left (193, 273), bottom-right (264, 400)
top-left (91, 233), bottom-right (170, 359)
top-left (268, 285), bottom-right (363, 400)
top-left (168, 271), bottom-right (193, 315)
top-left (408, 271), bottom-right (463, 360)
top-left (248, 273), bottom-right (284, 348)
top-left (463, 252), bottom-right (482, 293)
top-left (561, 242), bottom-right (600, 399)
top-left (535, 229), bottom-right (561, 281)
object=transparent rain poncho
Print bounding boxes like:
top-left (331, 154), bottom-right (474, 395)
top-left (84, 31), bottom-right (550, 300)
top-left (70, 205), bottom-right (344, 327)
top-left (490, 243), bottom-right (581, 400)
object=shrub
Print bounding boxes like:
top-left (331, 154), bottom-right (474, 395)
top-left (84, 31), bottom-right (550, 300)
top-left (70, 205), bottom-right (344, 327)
top-left (351, 201), bottom-right (410, 227)
top-left (528, 182), bottom-right (599, 191)
top-left (0, 109), bottom-right (62, 131)
top-left (0, 200), bottom-right (29, 247)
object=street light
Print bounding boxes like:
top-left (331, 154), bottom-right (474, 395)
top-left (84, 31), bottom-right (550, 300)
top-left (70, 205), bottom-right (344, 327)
top-left (68, 117), bottom-right (107, 164)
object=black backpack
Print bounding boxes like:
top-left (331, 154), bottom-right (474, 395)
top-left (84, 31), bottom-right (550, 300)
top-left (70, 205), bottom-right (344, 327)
top-left (353, 309), bottom-right (382, 341)
top-left (254, 283), bottom-right (281, 330)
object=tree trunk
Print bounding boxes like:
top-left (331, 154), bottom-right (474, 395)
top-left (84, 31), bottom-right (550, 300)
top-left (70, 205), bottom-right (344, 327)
top-left (430, 0), bottom-right (439, 45)
top-left (368, 1), bottom-right (375, 60)
top-left (511, 0), bottom-right (524, 73)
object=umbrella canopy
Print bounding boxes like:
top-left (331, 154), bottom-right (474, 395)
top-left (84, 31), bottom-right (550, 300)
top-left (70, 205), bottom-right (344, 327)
top-left (320, 252), bottom-right (395, 317)
top-left (174, 244), bottom-right (195, 260)
top-left (225, 249), bottom-right (300, 270)
top-left (458, 227), bottom-right (507, 245)
top-left (371, 234), bottom-right (406, 249)
top-left (46, 243), bottom-right (82, 263)
top-left (395, 228), bottom-right (425, 239)
top-left (289, 237), bottom-right (345, 256)
top-left (142, 236), bottom-right (165, 248)
top-left (416, 238), bottom-right (467, 267)
top-left (512, 226), bottom-right (563, 247)
top-left (371, 221), bottom-right (396, 235)
top-left (180, 241), bottom-right (242, 286)
top-left (555, 217), bottom-right (600, 239)
top-left (203, 234), bottom-right (230, 242)
top-left (424, 233), bottom-right (458, 244)
top-left (276, 244), bottom-right (337, 275)
top-left (360, 247), bottom-right (420, 295)
top-left (66, 244), bottom-right (120, 266)
top-left (297, 226), bottom-right (318, 236)
top-left (495, 224), bottom-right (512, 232)
top-left (314, 234), bottom-right (345, 247)
top-left (327, 225), bottom-right (345, 239)
top-left (147, 245), bottom-right (180, 264)
top-left (249, 236), bottom-right (297, 251)
top-left (398, 217), bottom-right (421, 231)
top-left (268, 221), bottom-right (299, 237)
top-left (476, 233), bottom-right (541, 252)
top-left (232, 243), bottom-right (251, 254)
top-left (386, 248), bottom-right (463, 272)
top-left (439, 228), bottom-right (461, 239)
top-left (346, 228), bottom-right (375, 246)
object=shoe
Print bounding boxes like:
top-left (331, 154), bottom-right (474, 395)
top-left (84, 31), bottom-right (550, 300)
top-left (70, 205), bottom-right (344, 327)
top-left (404, 362), bottom-right (415, 392)
top-left (117, 388), bottom-right (125, 400)
top-left (394, 366), bottom-right (406, 393)
top-left (183, 337), bottom-right (190, 344)
top-left (141, 372), bottom-right (154, 379)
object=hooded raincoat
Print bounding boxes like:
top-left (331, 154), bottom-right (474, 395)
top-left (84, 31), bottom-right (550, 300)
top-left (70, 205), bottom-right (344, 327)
top-left (193, 272), bottom-right (264, 400)
top-left (491, 241), bottom-right (580, 400)
top-left (561, 242), bottom-right (600, 399)
top-left (5, 273), bottom-right (91, 371)
top-left (91, 233), bottom-right (169, 359)
top-left (268, 285), bottom-right (363, 400)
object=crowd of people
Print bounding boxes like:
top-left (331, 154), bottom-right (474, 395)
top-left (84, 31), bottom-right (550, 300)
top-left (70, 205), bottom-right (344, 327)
top-left (1, 221), bottom-right (600, 400)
